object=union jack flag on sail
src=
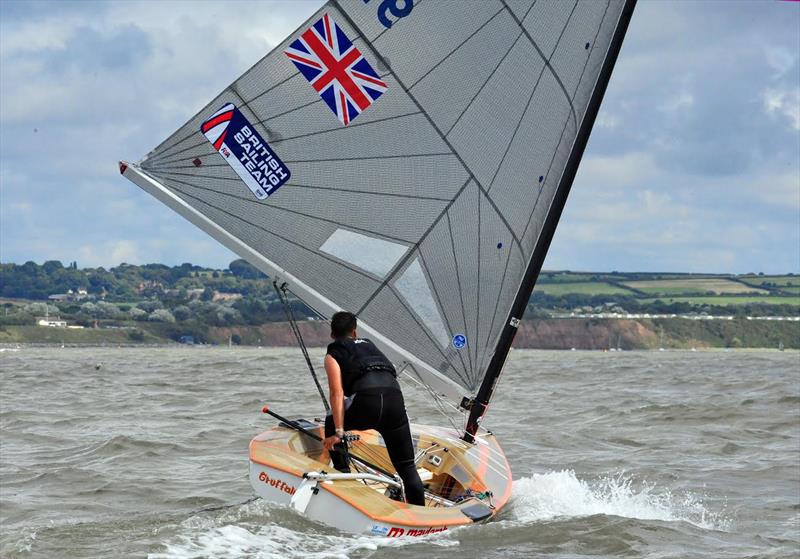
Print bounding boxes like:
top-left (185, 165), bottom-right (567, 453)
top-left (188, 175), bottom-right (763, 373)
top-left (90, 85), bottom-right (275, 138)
top-left (285, 13), bottom-right (388, 126)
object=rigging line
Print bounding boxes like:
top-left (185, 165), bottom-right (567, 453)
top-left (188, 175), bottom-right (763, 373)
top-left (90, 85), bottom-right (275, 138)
top-left (519, 0), bottom-right (612, 244)
top-left (331, 0), bottom-right (525, 256)
top-left (405, 5), bottom-right (506, 90)
top-left (402, 368), bottom-right (465, 433)
top-left (500, 0), bottom-right (579, 129)
top-left (150, 109), bottom-right (423, 168)
top-left (160, 174), bottom-right (419, 246)
top-left (444, 212), bottom-right (475, 379)
top-left (158, 181), bottom-right (386, 285)
top-left (153, 170), bottom-right (452, 201)
top-left (273, 280), bottom-right (331, 412)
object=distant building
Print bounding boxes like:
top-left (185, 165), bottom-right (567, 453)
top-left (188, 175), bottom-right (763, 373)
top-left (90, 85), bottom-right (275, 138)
top-left (47, 288), bottom-right (89, 302)
top-left (36, 317), bottom-right (67, 328)
top-left (212, 292), bottom-right (242, 302)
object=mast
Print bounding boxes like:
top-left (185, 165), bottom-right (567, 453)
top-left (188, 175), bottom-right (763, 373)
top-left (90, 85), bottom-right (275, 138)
top-left (463, 0), bottom-right (638, 442)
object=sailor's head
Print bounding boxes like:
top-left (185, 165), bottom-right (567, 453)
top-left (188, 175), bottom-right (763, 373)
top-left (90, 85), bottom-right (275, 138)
top-left (331, 311), bottom-right (357, 340)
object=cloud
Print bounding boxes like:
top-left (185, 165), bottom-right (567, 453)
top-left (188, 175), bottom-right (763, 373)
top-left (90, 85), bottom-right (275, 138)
top-left (762, 87), bottom-right (800, 131)
top-left (0, 0), bottom-right (322, 269)
top-left (0, 0), bottom-right (798, 275)
top-left (764, 45), bottom-right (796, 79)
top-left (547, 144), bottom-right (800, 273)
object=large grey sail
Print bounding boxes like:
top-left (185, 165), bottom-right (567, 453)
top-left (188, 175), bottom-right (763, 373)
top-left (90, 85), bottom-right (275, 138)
top-left (123, 0), bottom-right (634, 404)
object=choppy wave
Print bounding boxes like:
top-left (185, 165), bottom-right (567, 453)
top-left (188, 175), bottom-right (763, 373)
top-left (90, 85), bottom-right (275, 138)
top-left (148, 499), bottom-right (456, 559)
top-left (149, 470), bottom-right (731, 558)
top-left (508, 470), bottom-right (730, 530)
top-left (2, 347), bottom-right (797, 559)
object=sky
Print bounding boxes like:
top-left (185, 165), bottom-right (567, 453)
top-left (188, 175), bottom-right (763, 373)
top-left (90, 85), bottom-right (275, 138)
top-left (1, 0), bottom-right (798, 274)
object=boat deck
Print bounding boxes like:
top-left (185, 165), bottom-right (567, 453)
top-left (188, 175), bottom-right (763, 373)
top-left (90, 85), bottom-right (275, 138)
top-left (249, 419), bottom-right (513, 529)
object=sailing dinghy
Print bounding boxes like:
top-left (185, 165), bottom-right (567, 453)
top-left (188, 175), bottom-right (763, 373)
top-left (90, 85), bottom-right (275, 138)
top-left (120, 0), bottom-right (635, 536)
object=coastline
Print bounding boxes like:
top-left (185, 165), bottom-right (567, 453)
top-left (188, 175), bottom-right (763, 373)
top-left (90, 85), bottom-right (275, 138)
top-left (2, 316), bottom-right (797, 350)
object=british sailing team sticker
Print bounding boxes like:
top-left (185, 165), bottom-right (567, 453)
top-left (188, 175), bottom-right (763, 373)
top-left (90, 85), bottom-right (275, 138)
top-left (200, 103), bottom-right (290, 199)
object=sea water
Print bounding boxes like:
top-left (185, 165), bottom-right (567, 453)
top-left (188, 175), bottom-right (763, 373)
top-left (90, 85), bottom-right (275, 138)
top-left (1, 347), bottom-right (798, 558)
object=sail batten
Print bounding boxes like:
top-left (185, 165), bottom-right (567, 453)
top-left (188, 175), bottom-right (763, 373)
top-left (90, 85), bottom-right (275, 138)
top-left (124, 0), bottom-right (636, 408)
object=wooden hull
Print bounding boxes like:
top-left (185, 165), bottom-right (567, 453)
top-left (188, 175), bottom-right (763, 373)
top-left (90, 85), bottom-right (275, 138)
top-left (249, 420), bottom-right (513, 536)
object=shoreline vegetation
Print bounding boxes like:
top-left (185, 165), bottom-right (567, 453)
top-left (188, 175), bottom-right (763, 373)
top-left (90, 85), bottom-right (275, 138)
top-left (1, 260), bottom-right (798, 349)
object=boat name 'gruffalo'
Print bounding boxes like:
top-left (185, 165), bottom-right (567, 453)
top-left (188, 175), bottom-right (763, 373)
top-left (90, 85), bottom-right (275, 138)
top-left (257, 471), bottom-right (296, 495)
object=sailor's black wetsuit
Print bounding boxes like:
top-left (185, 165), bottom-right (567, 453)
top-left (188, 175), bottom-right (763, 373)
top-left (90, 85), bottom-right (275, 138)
top-left (324, 337), bottom-right (425, 506)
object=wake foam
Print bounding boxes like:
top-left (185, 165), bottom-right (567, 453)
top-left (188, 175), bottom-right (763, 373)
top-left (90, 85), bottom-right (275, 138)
top-left (150, 472), bottom-right (728, 558)
top-left (148, 499), bottom-right (456, 559)
top-left (150, 524), bottom-right (456, 559)
top-left (508, 470), bottom-right (729, 531)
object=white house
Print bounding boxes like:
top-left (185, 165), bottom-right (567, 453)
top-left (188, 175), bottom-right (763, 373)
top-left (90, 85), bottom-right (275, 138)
top-left (36, 317), bottom-right (67, 328)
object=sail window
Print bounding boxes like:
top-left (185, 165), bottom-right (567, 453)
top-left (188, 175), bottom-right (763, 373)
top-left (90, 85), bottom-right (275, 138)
top-left (395, 259), bottom-right (450, 348)
top-left (320, 229), bottom-right (407, 278)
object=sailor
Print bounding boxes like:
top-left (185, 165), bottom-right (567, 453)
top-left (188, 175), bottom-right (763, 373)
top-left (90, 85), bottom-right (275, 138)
top-left (322, 311), bottom-right (426, 506)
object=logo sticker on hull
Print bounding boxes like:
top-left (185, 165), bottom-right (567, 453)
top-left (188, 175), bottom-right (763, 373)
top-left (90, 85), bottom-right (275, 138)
top-left (201, 103), bottom-right (291, 199)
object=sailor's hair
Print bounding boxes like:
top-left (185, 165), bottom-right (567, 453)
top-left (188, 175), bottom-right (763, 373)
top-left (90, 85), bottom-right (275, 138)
top-left (330, 311), bottom-right (357, 338)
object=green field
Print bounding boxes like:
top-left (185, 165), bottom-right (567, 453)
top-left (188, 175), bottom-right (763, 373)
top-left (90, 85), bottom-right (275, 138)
top-left (739, 275), bottom-right (800, 288)
top-left (642, 296), bottom-right (800, 306)
top-left (623, 278), bottom-right (768, 295)
top-left (534, 282), bottom-right (634, 296)
top-left (0, 325), bottom-right (162, 344)
top-left (537, 272), bottom-right (596, 283)
top-left (778, 286), bottom-right (800, 294)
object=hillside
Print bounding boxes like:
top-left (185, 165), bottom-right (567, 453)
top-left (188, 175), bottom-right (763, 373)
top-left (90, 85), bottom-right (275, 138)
top-left (1, 260), bottom-right (797, 349)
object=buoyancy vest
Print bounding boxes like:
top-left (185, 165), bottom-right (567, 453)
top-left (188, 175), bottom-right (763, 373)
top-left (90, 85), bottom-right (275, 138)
top-left (327, 337), bottom-right (399, 396)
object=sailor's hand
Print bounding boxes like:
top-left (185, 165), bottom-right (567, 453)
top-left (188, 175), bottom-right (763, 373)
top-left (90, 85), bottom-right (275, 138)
top-left (323, 435), bottom-right (341, 450)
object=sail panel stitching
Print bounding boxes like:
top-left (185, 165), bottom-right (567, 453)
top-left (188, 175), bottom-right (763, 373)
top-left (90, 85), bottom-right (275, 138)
top-left (158, 174), bottom-right (421, 245)
top-left (520, 0), bottom-right (612, 244)
top-left (486, 0), bottom-right (579, 194)
top-left (445, 212), bottom-right (475, 379)
top-left (161, 183), bottom-right (384, 287)
top-left (500, 0), bottom-right (579, 129)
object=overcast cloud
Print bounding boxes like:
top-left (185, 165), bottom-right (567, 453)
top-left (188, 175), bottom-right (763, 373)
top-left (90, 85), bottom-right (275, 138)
top-left (1, 0), bottom-right (798, 273)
